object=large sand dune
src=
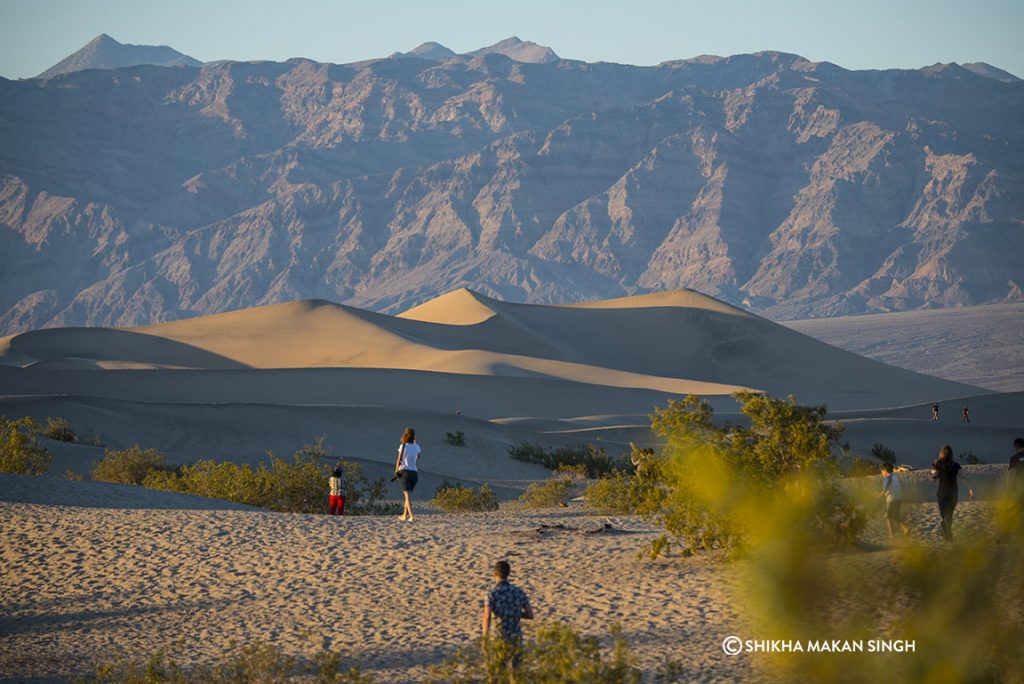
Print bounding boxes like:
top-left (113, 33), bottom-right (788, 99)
top-left (0, 289), bottom-right (1015, 479)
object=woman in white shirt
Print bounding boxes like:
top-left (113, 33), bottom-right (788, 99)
top-left (395, 427), bottom-right (421, 521)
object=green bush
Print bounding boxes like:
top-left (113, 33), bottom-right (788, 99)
top-left (429, 622), bottom-right (639, 684)
top-left (82, 640), bottom-right (375, 683)
top-left (92, 446), bottom-right (168, 485)
top-left (585, 466), bottom-right (650, 515)
top-left (509, 442), bottom-right (626, 478)
top-left (446, 431), bottom-right (466, 446)
top-left (0, 416), bottom-right (53, 475)
top-left (80, 431), bottom-right (106, 447)
top-left (870, 442), bottom-right (896, 464)
top-left (518, 465), bottom-right (586, 508)
top-left (961, 450), bottom-right (986, 465)
top-left (42, 417), bottom-right (77, 443)
top-left (432, 481), bottom-right (499, 512)
top-left (618, 392), bottom-right (862, 557)
top-left (143, 440), bottom-right (398, 515)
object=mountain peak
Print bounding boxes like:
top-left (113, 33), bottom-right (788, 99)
top-left (37, 33), bottom-right (203, 79)
top-left (390, 41), bottom-right (457, 62)
top-left (467, 36), bottom-right (560, 64)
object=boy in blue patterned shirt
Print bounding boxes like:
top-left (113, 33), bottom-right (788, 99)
top-left (483, 560), bottom-right (534, 647)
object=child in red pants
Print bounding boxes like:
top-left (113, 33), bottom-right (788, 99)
top-left (329, 467), bottom-right (346, 515)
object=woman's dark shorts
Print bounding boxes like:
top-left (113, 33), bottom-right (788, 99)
top-left (400, 469), bottom-right (418, 492)
top-left (885, 500), bottom-right (903, 521)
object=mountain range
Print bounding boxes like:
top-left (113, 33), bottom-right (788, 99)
top-left (0, 36), bottom-right (1021, 334)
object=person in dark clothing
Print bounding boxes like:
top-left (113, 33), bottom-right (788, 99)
top-left (962, 405), bottom-right (970, 423)
top-left (931, 444), bottom-right (974, 541)
top-left (932, 402), bottom-right (940, 421)
top-left (1009, 437), bottom-right (1024, 503)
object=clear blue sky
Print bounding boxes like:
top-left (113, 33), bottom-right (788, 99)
top-left (1, 0), bottom-right (1021, 79)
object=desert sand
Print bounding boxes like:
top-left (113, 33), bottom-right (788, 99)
top-left (1, 468), bottom-right (1011, 683)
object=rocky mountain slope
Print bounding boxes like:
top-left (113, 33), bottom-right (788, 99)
top-left (1, 40), bottom-right (1021, 334)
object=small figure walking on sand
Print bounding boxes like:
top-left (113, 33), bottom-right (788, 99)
top-left (962, 404), bottom-right (970, 423)
top-left (930, 444), bottom-right (974, 541)
top-left (329, 466), bottom-right (346, 516)
top-left (879, 463), bottom-right (910, 538)
top-left (932, 402), bottom-right (940, 421)
top-left (395, 427), bottom-right (421, 521)
top-left (483, 560), bottom-right (534, 665)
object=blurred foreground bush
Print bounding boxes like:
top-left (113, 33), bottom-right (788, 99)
top-left (0, 415), bottom-right (52, 475)
top-left (82, 639), bottom-right (374, 683)
top-left (432, 481), bottom-right (499, 512)
top-left (428, 622), bottom-right (640, 684)
top-left (600, 392), bottom-right (862, 556)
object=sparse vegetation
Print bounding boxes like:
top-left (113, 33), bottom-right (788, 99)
top-left (92, 446), bottom-right (169, 485)
top-left (42, 417), bottom-right (77, 443)
top-left (870, 442), bottom-right (897, 464)
top-left (428, 622), bottom-right (639, 684)
top-left (431, 480), bottom-right (499, 512)
top-left (518, 465), bottom-right (587, 508)
top-left (82, 639), bottom-right (375, 683)
top-left (64, 469), bottom-right (84, 481)
top-left (445, 431), bottom-right (466, 446)
top-left (585, 468), bottom-right (647, 515)
top-left (960, 450), bottom-right (986, 464)
top-left (509, 442), bottom-right (627, 478)
top-left (142, 440), bottom-right (399, 515)
top-left (0, 416), bottom-right (53, 475)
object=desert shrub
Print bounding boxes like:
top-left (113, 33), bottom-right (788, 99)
top-left (961, 450), bottom-right (986, 464)
top-left (585, 467), bottom-right (650, 515)
top-left (841, 453), bottom-right (882, 477)
top-left (64, 469), bottom-right (84, 481)
top-left (622, 392), bottom-right (862, 557)
top-left (42, 417), bottom-right (77, 443)
top-left (83, 639), bottom-right (375, 683)
top-left (143, 439), bottom-right (398, 515)
top-left (92, 446), bottom-right (168, 485)
top-left (870, 442), bottom-right (896, 464)
top-left (432, 481), bottom-right (499, 512)
top-left (446, 431), bottom-right (466, 446)
top-left (0, 416), bottom-right (53, 475)
top-left (518, 465), bottom-right (586, 508)
top-left (428, 622), bottom-right (639, 684)
top-left (80, 431), bottom-right (106, 447)
top-left (509, 442), bottom-right (626, 477)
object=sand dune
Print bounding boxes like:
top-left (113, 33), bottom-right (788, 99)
top-left (0, 288), bottom-right (980, 405)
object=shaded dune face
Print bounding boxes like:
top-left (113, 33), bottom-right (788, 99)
top-left (0, 288), bottom-right (977, 404)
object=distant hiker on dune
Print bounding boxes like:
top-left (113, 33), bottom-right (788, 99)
top-left (962, 405), bottom-right (970, 423)
top-left (932, 402), bottom-right (940, 421)
top-left (930, 444), bottom-right (974, 541)
top-left (395, 427), bottom-right (421, 521)
top-left (329, 466), bottom-right (346, 516)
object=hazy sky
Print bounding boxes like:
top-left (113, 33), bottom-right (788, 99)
top-left (1, 0), bottom-right (1022, 79)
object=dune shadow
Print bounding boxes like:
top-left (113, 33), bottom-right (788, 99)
top-left (13, 328), bottom-right (249, 370)
top-left (0, 598), bottom-right (233, 637)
